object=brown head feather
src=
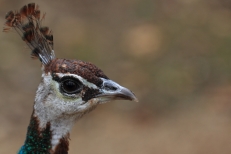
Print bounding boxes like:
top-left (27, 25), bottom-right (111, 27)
top-left (28, 3), bottom-right (35, 15)
top-left (20, 5), bottom-right (28, 17)
top-left (45, 59), bottom-right (108, 86)
top-left (33, 10), bottom-right (41, 20)
top-left (5, 11), bottom-right (14, 21)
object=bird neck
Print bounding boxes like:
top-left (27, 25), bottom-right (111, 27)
top-left (19, 111), bottom-right (70, 154)
top-left (18, 72), bottom-right (98, 154)
top-left (18, 75), bottom-right (74, 154)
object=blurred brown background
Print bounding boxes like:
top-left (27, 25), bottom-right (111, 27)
top-left (1, 0), bottom-right (231, 153)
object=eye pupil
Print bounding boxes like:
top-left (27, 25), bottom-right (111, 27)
top-left (64, 81), bottom-right (77, 92)
top-left (60, 78), bottom-right (82, 94)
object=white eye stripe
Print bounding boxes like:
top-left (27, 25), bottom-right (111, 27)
top-left (55, 73), bottom-right (98, 89)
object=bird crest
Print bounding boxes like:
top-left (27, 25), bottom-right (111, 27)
top-left (3, 3), bottom-right (55, 65)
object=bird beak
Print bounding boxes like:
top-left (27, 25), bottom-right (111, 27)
top-left (96, 78), bottom-right (138, 103)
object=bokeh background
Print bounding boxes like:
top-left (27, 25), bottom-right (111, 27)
top-left (1, 0), bottom-right (231, 153)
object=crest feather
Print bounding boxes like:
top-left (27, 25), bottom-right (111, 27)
top-left (3, 3), bottom-right (55, 65)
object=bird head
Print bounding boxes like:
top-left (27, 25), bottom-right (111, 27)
top-left (34, 59), bottom-right (137, 120)
top-left (4, 3), bottom-right (138, 126)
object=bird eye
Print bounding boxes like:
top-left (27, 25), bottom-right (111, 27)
top-left (60, 77), bottom-right (82, 94)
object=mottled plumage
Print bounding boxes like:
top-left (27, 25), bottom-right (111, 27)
top-left (4, 3), bottom-right (138, 154)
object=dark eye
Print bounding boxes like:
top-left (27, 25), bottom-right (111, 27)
top-left (60, 78), bottom-right (82, 94)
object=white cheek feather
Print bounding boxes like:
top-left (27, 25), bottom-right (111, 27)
top-left (34, 73), bottom-right (99, 150)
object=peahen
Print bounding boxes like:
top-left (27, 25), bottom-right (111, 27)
top-left (3, 3), bottom-right (138, 154)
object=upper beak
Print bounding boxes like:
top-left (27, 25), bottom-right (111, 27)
top-left (96, 78), bottom-right (138, 103)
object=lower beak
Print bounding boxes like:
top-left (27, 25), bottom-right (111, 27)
top-left (97, 87), bottom-right (138, 102)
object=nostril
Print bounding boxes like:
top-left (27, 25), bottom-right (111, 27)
top-left (104, 82), bottom-right (118, 91)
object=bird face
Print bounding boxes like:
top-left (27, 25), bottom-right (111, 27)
top-left (34, 58), bottom-right (137, 121)
top-left (52, 73), bottom-right (137, 104)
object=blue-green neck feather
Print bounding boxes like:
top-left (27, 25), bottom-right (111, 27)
top-left (18, 115), bottom-right (52, 154)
